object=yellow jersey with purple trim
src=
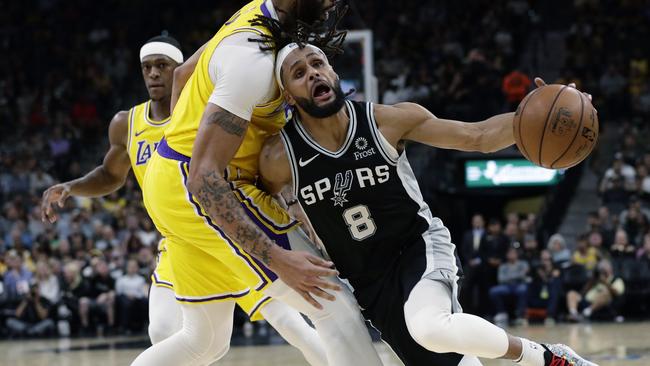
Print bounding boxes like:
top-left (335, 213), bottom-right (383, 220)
top-left (164, 0), bottom-right (288, 181)
top-left (141, 0), bottom-right (297, 310)
top-left (126, 100), bottom-right (170, 187)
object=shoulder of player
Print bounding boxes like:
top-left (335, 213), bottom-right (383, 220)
top-left (108, 110), bottom-right (129, 147)
top-left (371, 102), bottom-right (430, 141)
top-left (372, 102), bottom-right (431, 126)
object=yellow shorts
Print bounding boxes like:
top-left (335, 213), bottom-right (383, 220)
top-left (151, 239), bottom-right (174, 290)
top-left (151, 238), bottom-right (272, 321)
top-left (143, 148), bottom-right (299, 311)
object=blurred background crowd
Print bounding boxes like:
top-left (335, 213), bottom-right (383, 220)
top-left (1, 0), bottom-right (650, 339)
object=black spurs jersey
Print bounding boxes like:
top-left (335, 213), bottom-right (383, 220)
top-left (280, 100), bottom-right (457, 296)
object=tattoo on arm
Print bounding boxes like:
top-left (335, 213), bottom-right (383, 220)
top-left (206, 110), bottom-right (247, 137)
top-left (194, 170), bottom-right (275, 265)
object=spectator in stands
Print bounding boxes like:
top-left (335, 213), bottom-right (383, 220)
top-left (601, 176), bottom-right (631, 216)
top-left (527, 250), bottom-right (562, 324)
top-left (586, 211), bottom-right (601, 233)
top-left (136, 218), bottom-right (158, 248)
top-left (547, 233), bottom-right (572, 268)
top-left (610, 229), bottom-right (636, 257)
top-left (619, 200), bottom-right (649, 245)
top-left (459, 214), bottom-right (486, 314)
top-left (85, 258), bottom-right (115, 332)
top-left (115, 259), bottom-right (148, 333)
top-left (636, 233), bottom-right (650, 262)
top-left (489, 247), bottom-right (529, 325)
top-left (2, 250), bottom-right (32, 302)
top-left (572, 234), bottom-right (599, 271)
top-left (601, 153), bottom-right (636, 197)
top-left (60, 261), bottom-right (91, 333)
top-left (636, 164), bottom-right (650, 204)
top-left (520, 234), bottom-right (540, 268)
top-left (599, 65), bottom-right (627, 115)
top-left (95, 225), bottom-right (119, 252)
top-left (503, 221), bottom-right (519, 246)
top-left (5, 283), bottom-right (55, 337)
top-left (502, 69), bottom-right (531, 110)
top-left (566, 259), bottom-right (625, 322)
top-left (597, 206), bottom-right (616, 244)
top-left (480, 218), bottom-right (510, 315)
top-left (33, 260), bottom-right (60, 305)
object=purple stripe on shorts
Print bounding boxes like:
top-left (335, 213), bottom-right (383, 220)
top-left (152, 272), bottom-right (174, 288)
top-left (234, 186), bottom-right (298, 232)
top-left (179, 162), bottom-right (276, 290)
top-left (249, 296), bottom-right (272, 317)
top-left (158, 138), bottom-right (191, 163)
top-left (176, 289), bottom-right (250, 303)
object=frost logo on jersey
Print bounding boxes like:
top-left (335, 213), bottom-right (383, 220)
top-left (136, 140), bottom-right (160, 165)
top-left (353, 137), bottom-right (376, 161)
top-left (331, 170), bottom-right (354, 207)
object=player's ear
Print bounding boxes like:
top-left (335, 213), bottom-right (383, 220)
top-left (283, 90), bottom-right (297, 106)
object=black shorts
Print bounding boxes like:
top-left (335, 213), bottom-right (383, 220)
top-left (356, 237), bottom-right (465, 366)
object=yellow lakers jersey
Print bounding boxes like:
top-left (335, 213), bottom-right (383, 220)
top-left (164, 0), bottom-right (287, 182)
top-left (127, 100), bottom-right (171, 186)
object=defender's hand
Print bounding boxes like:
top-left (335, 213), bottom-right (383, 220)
top-left (270, 248), bottom-right (341, 309)
top-left (41, 183), bottom-right (71, 223)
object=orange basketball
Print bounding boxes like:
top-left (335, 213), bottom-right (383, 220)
top-left (513, 84), bottom-right (599, 169)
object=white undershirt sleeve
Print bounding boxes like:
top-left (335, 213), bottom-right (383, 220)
top-left (207, 32), bottom-right (277, 121)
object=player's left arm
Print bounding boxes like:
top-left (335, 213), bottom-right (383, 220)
top-left (375, 102), bottom-right (515, 154)
top-left (376, 77), bottom-right (573, 153)
top-left (170, 42), bottom-right (208, 113)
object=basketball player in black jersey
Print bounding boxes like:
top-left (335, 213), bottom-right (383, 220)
top-left (259, 43), bottom-right (599, 366)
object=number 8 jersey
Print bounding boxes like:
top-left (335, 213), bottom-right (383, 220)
top-left (280, 100), bottom-right (458, 304)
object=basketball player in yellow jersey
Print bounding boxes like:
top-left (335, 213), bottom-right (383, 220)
top-left (133, 1), bottom-right (383, 365)
top-left (40, 35), bottom-right (327, 366)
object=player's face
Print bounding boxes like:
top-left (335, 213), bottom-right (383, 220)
top-left (141, 55), bottom-right (178, 101)
top-left (282, 48), bottom-right (346, 118)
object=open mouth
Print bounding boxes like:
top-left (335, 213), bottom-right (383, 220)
top-left (312, 81), bottom-right (333, 102)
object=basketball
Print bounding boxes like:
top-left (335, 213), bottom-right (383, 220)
top-left (513, 84), bottom-right (599, 169)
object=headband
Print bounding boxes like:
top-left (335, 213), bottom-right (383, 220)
top-left (140, 41), bottom-right (184, 64)
top-left (275, 43), bottom-right (325, 90)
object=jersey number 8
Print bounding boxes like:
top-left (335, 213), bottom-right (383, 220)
top-left (343, 205), bottom-right (377, 241)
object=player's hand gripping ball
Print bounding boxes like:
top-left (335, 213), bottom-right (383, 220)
top-left (513, 78), bottom-right (598, 169)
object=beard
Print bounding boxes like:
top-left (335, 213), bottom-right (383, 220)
top-left (294, 80), bottom-right (346, 119)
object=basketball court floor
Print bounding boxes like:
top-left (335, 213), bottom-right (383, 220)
top-left (2, 322), bottom-right (648, 365)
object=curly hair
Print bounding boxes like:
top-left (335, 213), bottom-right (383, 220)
top-left (247, 2), bottom-right (349, 59)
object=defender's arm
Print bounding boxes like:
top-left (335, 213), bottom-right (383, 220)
top-left (186, 42), bottom-right (338, 308)
top-left (171, 42), bottom-right (208, 113)
top-left (41, 111), bottom-right (132, 222)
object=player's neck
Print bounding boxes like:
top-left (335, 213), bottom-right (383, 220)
top-left (299, 107), bottom-right (349, 150)
top-left (149, 98), bottom-right (171, 121)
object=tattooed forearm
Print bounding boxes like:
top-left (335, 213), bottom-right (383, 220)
top-left (193, 170), bottom-right (276, 265)
top-left (206, 110), bottom-right (247, 137)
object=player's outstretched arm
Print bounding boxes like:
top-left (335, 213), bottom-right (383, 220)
top-left (187, 105), bottom-right (340, 309)
top-left (374, 102), bottom-right (515, 154)
top-left (375, 78), bottom-right (568, 153)
top-left (170, 42), bottom-right (207, 113)
top-left (41, 111), bottom-right (132, 223)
